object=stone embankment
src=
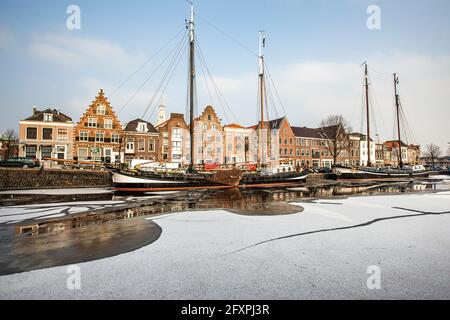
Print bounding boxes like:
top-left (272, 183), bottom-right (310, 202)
top-left (0, 168), bottom-right (112, 190)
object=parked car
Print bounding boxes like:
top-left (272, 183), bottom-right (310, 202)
top-left (318, 167), bottom-right (333, 173)
top-left (0, 157), bottom-right (40, 168)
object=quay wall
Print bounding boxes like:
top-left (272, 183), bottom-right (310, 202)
top-left (0, 168), bottom-right (112, 190)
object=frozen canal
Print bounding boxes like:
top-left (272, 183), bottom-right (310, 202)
top-left (0, 177), bottom-right (449, 299)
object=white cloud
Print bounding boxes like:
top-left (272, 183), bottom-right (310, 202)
top-left (29, 33), bottom-right (145, 72)
top-left (200, 53), bottom-right (450, 151)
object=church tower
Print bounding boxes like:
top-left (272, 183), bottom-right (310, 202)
top-left (157, 105), bottom-right (166, 125)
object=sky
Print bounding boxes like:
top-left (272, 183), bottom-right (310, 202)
top-left (0, 0), bottom-right (449, 153)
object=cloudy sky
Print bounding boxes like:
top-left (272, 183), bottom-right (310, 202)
top-left (0, 0), bottom-right (449, 152)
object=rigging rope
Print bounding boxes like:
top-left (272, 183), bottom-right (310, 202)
top-left (195, 36), bottom-right (238, 124)
top-left (141, 35), bottom-right (189, 120)
top-left (264, 62), bottom-right (288, 117)
top-left (117, 29), bottom-right (188, 115)
top-left (108, 27), bottom-right (186, 99)
top-left (197, 15), bottom-right (259, 58)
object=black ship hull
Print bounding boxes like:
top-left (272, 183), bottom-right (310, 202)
top-left (112, 170), bottom-right (309, 193)
top-left (332, 169), bottom-right (430, 180)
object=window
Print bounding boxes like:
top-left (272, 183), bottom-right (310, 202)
top-left (57, 128), bottom-right (68, 141)
top-left (149, 140), bottom-right (155, 151)
top-left (138, 139), bottom-right (145, 151)
top-left (172, 127), bottom-right (182, 140)
top-left (88, 118), bottom-right (97, 127)
top-left (172, 141), bottom-right (182, 152)
top-left (296, 149), bottom-right (300, 156)
top-left (25, 145), bottom-right (36, 158)
top-left (43, 113), bottom-right (53, 122)
top-left (227, 144), bottom-right (232, 152)
top-left (202, 124), bottom-right (207, 131)
top-left (95, 132), bottom-right (104, 142)
top-left (104, 119), bottom-right (113, 129)
top-left (137, 123), bottom-right (147, 132)
top-left (96, 105), bottom-right (106, 115)
top-left (111, 134), bottom-right (120, 144)
top-left (208, 114), bottom-right (211, 121)
top-left (43, 128), bottom-right (53, 140)
top-left (80, 131), bottom-right (89, 142)
top-left (126, 139), bottom-right (134, 152)
top-left (26, 128), bottom-right (37, 140)
top-left (41, 146), bottom-right (52, 159)
top-left (212, 124), bottom-right (216, 131)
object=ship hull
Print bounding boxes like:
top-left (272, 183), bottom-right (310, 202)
top-left (112, 170), bottom-right (309, 192)
top-left (332, 167), bottom-right (430, 180)
top-left (112, 171), bottom-right (229, 193)
top-left (241, 171), bottom-right (309, 186)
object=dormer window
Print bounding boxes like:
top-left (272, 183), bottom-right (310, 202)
top-left (137, 122), bottom-right (147, 132)
top-left (96, 104), bottom-right (106, 115)
top-left (43, 113), bottom-right (53, 122)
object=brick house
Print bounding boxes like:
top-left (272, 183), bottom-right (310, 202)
top-left (18, 107), bottom-right (74, 160)
top-left (384, 140), bottom-right (408, 167)
top-left (155, 113), bottom-right (190, 166)
top-left (73, 89), bottom-right (123, 163)
top-left (122, 118), bottom-right (160, 165)
top-left (407, 144), bottom-right (421, 165)
top-left (0, 136), bottom-right (19, 160)
top-left (192, 105), bottom-right (224, 165)
top-left (223, 123), bottom-right (258, 165)
top-left (291, 125), bottom-right (341, 169)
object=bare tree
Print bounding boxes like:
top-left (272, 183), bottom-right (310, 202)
top-left (1, 129), bottom-right (18, 160)
top-left (424, 143), bottom-right (442, 168)
top-left (318, 115), bottom-right (352, 168)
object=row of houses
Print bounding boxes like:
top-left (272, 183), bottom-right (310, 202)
top-left (16, 89), bottom-right (422, 168)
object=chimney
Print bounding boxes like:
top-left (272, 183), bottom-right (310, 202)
top-left (32, 106), bottom-right (37, 115)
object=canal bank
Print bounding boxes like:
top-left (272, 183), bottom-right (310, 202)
top-left (0, 168), bottom-right (112, 190)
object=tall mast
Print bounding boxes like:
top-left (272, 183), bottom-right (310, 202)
top-left (394, 73), bottom-right (403, 168)
top-left (188, 3), bottom-right (195, 171)
top-left (258, 31), bottom-right (266, 166)
top-left (364, 62), bottom-right (371, 166)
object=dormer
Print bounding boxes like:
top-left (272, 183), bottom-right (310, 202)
top-left (43, 113), bottom-right (53, 122)
top-left (137, 122), bottom-right (148, 132)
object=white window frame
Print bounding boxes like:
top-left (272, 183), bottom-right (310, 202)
top-left (88, 118), bottom-right (97, 128)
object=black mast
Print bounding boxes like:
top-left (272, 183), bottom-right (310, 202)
top-left (188, 3), bottom-right (195, 172)
top-left (364, 62), bottom-right (371, 167)
top-left (394, 73), bottom-right (403, 168)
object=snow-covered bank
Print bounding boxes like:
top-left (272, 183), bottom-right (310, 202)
top-left (0, 192), bottom-right (449, 299)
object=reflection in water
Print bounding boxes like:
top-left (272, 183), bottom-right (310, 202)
top-left (10, 181), bottom-right (439, 237)
top-left (0, 192), bottom-right (113, 207)
top-left (0, 218), bottom-right (161, 276)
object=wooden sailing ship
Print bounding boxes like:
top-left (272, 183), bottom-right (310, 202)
top-left (334, 64), bottom-right (429, 180)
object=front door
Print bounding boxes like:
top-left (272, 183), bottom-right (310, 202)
top-left (104, 148), bottom-right (112, 164)
top-left (56, 146), bottom-right (66, 160)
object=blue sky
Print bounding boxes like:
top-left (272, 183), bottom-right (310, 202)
top-left (1, 0), bottom-right (449, 151)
